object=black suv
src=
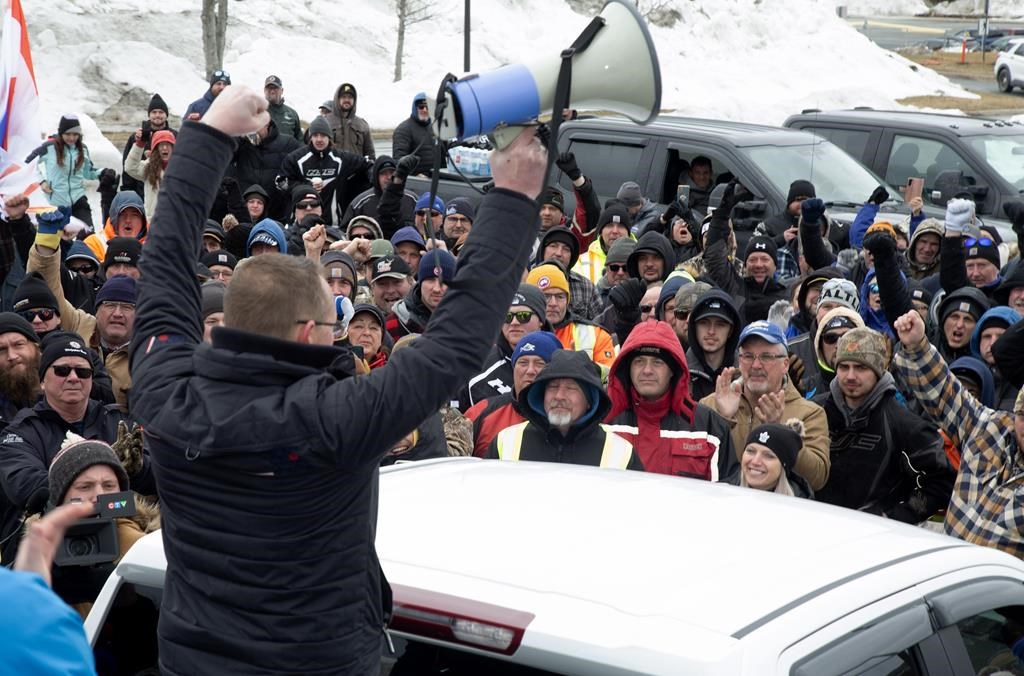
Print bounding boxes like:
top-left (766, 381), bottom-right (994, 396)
top-left (784, 108), bottom-right (1024, 239)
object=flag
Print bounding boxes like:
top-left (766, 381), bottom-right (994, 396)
top-left (0, 0), bottom-right (47, 210)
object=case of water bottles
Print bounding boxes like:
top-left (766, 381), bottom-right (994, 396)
top-left (449, 146), bottom-right (492, 178)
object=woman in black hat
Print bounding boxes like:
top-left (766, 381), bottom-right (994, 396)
top-left (735, 419), bottom-right (813, 498)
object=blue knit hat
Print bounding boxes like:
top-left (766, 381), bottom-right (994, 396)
top-left (391, 225), bottom-right (426, 249)
top-left (512, 331), bottom-right (562, 366)
top-left (418, 249), bottom-right (456, 283)
top-left (95, 275), bottom-right (137, 306)
top-left (415, 193), bottom-right (445, 215)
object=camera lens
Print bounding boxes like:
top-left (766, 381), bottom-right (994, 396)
top-left (67, 536), bottom-right (96, 557)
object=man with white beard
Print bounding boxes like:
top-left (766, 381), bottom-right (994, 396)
top-left (486, 350), bottom-right (643, 470)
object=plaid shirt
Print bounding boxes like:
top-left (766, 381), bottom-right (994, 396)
top-left (894, 339), bottom-right (1024, 559)
top-left (776, 243), bottom-right (801, 283)
top-left (569, 270), bottom-right (603, 321)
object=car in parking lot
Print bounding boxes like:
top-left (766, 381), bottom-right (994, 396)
top-left (785, 108), bottom-right (1024, 241)
top-left (996, 38), bottom-right (1024, 93)
top-left (85, 458), bottom-right (1024, 675)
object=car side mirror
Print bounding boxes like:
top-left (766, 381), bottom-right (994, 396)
top-left (928, 169), bottom-right (965, 207)
top-left (732, 199), bottom-right (767, 232)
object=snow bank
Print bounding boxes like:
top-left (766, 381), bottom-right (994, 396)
top-left (21, 0), bottom-right (975, 138)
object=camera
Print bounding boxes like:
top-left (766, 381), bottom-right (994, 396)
top-left (55, 490), bottom-right (137, 567)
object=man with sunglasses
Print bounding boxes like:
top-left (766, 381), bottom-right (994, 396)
top-left (413, 193), bottom-right (444, 237)
top-left (939, 198), bottom-right (1003, 301)
top-left (392, 93), bottom-right (440, 178)
top-left (0, 331), bottom-right (153, 561)
top-left (701, 321), bottom-right (831, 491)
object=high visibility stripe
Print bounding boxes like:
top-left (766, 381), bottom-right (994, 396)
top-left (657, 430), bottom-right (722, 451)
top-left (495, 422), bottom-right (528, 461)
top-left (598, 427), bottom-right (635, 469)
top-left (603, 424), bottom-right (639, 436)
top-left (574, 324), bottom-right (597, 354)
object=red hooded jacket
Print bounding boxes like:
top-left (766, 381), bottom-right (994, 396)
top-left (605, 321), bottom-right (738, 480)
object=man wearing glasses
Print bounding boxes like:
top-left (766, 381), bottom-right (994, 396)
top-left (392, 93), bottom-right (440, 178)
top-left (0, 331), bottom-right (153, 560)
top-left (701, 320), bottom-right (831, 491)
top-left (939, 198), bottom-right (1003, 301)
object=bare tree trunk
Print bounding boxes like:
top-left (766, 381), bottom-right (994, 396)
top-left (394, 0), bottom-right (433, 83)
top-left (394, 0), bottom-right (407, 82)
top-left (202, 0), bottom-right (229, 79)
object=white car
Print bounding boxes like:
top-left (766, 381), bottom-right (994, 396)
top-left (87, 458), bottom-right (1024, 675)
top-left (995, 38), bottom-right (1024, 93)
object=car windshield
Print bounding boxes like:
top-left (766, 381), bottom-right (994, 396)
top-left (964, 134), bottom-right (1024, 191)
top-left (740, 141), bottom-right (903, 207)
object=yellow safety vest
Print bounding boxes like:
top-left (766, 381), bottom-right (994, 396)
top-left (495, 421), bottom-right (634, 469)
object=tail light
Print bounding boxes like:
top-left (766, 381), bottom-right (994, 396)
top-left (389, 583), bottom-right (535, 655)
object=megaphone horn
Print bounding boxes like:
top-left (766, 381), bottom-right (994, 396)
top-left (435, 0), bottom-right (661, 146)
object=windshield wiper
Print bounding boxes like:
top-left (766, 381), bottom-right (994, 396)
top-left (824, 200), bottom-right (864, 210)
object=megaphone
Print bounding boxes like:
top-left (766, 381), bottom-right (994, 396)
top-left (434, 0), bottom-right (661, 147)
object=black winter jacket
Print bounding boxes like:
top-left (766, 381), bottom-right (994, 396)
top-left (128, 121), bottom-right (539, 675)
top-left (392, 113), bottom-right (440, 177)
top-left (340, 156), bottom-right (417, 236)
top-left (816, 374), bottom-right (955, 523)
top-left (280, 144), bottom-right (372, 225)
top-left (230, 121), bottom-right (302, 221)
top-left (684, 289), bottom-right (740, 401)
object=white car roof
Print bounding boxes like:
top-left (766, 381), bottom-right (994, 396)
top-left (376, 459), bottom-right (980, 639)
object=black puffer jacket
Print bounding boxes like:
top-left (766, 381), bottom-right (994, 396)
top-left (340, 156), bottom-right (416, 236)
top-left (230, 121), bottom-right (302, 221)
top-left (392, 95), bottom-right (440, 177)
top-left (129, 121), bottom-right (539, 675)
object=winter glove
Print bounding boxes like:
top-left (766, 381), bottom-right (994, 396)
top-left (395, 154), bottom-right (419, 182)
top-left (863, 230), bottom-right (897, 259)
top-left (1005, 200), bottom-right (1024, 239)
top-left (608, 278), bottom-right (646, 318)
top-left (868, 185), bottom-right (890, 206)
top-left (98, 168), bottom-right (118, 190)
top-left (943, 198), bottom-right (975, 235)
top-left (661, 200), bottom-right (683, 225)
top-left (800, 197), bottom-right (827, 226)
top-left (111, 421), bottom-right (144, 477)
top-left (787, 354), bottom-right (807, 396)
top-left (555, 152), bottom-right (582, 182)
top-left (710, 180), bottom-right (740, 230)
top-left (35, 209), bottom-right (68, 249)
top-left (767, 299), bottom-right (794, 333)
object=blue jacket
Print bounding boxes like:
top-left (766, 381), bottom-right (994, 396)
top-left (38, 143), bottom-right (99, 208)
top-left (183, 89), bottom-right (215, 120)
top-left (128, 121), bottom-right (540, 674)
top-left (860, 270), bottom-right (894, 339)
top-left (0, 570), bottom-right (95, 674)
top-left (849, 202), bottom-right (925, 249)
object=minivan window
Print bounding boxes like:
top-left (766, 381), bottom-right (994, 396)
top-left (964, 134), bottom-right (1024, 191)
top-left (740, 142), bottom-right (901, 208)
top-left (566, 139), bottom-right (644, 199)
top-left (884, 135), bottom-right (980, 195)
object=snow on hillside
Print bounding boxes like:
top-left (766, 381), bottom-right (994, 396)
top-left (21, 0), bottom-right (978, 174)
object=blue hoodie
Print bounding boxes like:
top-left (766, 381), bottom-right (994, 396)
top-left (410, 92), bottom-right (427, 118)
top-left (949, 356), bottom-right (997, 408)
top-left (970, 306), bottom-right (1022, 361)
top-left (246, 218), bottom-right (289, 256)
top-left (859, 269), bottom-right (895, 339)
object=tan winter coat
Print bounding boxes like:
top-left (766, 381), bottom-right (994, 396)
top-left (699, 380), bottom-right (831, 490)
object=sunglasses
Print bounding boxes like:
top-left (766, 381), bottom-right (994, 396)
top-left (416, 209), bottom-right (440, 217)
top-left (821, 332), bottom-right (845, 345)
top-left (416, 102), bottom-right (428, 110)
top-left (51, 364), bottom-right (93, 379)
top-left (351, 233), bottom-right (376, 241)
top-left (640, 304), bottom-right (654, 314)
top-left (296, 201), bottom-right (320, 210)
top-left (18, 308), bottom-right (56, 322)
top-left (869, 284), bottom-right (879, 294)
top-left (213, 70), bottom-right (230, 79)
top-left (505, 310), bottom-right (535, 324)
top-left (964, 237), bottom-right (993, 248)
top-left (607, 263), bottom-right (627, 273)
top-left (68, 264), bottom-right (96, 274)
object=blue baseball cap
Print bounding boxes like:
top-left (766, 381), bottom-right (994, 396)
top-left (415, 193), bottom-right (445, 214)
top-left (737, 320), bottom-right (787, 350)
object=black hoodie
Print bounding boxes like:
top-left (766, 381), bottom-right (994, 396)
top-left (340, 155), bottom-right (416, 236)
top-left (685, 289), bottom-right (741, 400)
top-left (626, 231), bottom-right (676, 282)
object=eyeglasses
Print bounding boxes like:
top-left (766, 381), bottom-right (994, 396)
top-left (639, 304), bottom-right (654, 314)
top-left (964, 237), bottom-right (993, 248)
top-left (99, 301), bottom-right (135, 313)
top-left (607, 263), bottom-right (627, 273)
top-left (544, 292), bottom-right (568, 303)
top-left (212, 270), bottom-right (233, 280)
top-left (505, 310), bottom-right (534, 324)
top-left (296, 201), bottom-right (320, 210)
top-left (737, 352), bottom-right (787, 364)
top-left (18, 308), bottom-right (56, 322)
top-left (51, 364), bottom-right (93, 379)
top-left (295, 320), bottom-right (336, 328)
top-left (821, 333), bottom-right (845, 345)
top-left (415, 209), bottom-right (440, 217)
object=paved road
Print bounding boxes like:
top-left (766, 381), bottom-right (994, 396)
top-left (848, 15), bottom-right (1023, 51)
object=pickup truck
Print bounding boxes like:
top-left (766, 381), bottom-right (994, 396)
top-left (408, 115), bottom-right (914, 250)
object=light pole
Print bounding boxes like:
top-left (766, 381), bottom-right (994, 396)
top-left (464, 0), bottom-right (471, 73)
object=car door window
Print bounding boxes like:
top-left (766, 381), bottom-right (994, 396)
top-left (800, 127), bottom-right (873, 163)
top-left (564, 139), bottom-right (644, 201)
top-left (885, 135), bottom-right (980, 197)
top-left (954, 606), bottom-right (1024, 674)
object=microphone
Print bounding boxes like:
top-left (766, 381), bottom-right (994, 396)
top-left (25, 487), bottom-right (50, 516)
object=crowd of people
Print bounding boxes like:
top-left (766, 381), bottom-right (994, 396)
top-left (0, 72), bottom-right (1023, 673)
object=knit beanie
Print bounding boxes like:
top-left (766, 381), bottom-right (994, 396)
top-left (0, 312), bottom-right (39, 344)
top-left (95, 275), bottom-right (137, 306)
top-left (510, 284), bottom-right (548, 321)
top-left (57, 114), bottom-right (82, 136)
top-left (415, 193), bottom-right (445, 215)
top-left (596, 204), bottom-right (631, 235)
top-left (418, 250), bottom-right (457, 283)
top-left (147, 93), bottom-right (168, 114)
top-left (38, 331), bottom-right (90, 378)
top-left (526, 264), bottom-right (570, 298)
top-left (48, 432), bottom-right (129, 506)
top-left (674, 281), bottom-right (713, 316)
top-left (445, 197), bottom-right (476, 223)
top-left (745, 421), bottom-right (803, 471)
top-left (209, 70), bottom-right (231, 86)
top-left (616, 181), bottom-right (644, 207)
top-left (150, 130), bottom-right (175, 149)
top-left (835, 327), bottom-right (889, 380)
top-left (964, 238), bottom-right (1001, 268)
top-left (391, 226), bottom-right (426, 250)
top-left (907, 279), bottom-right (933, 307)
top-left (864, 220), bottom-right (897, 241)
top-left (744, 235), bottom-right (778, 263)
top-left (201, 281), bottom-right (226, 319)
top-left (605, 238), bottom-right (636, 266)
top-left (786, 180), bottom-right (816, 204)
top-left (103, 237), bottom-right (143, 271)
top-left (511, 331), bottom-right (562, 366)
top-left (308, 116), bottom-right (332, 138)
top-left (540, 186), bottom-right (564, 212)
top-left (13, 272), bottom-right (58, 313)
top-left (819, 278), bottom-right (860, 313)
top-left (200, 250), bottom-right (238, 271)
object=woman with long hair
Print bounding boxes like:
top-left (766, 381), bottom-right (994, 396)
top-left (125, 128), bottom-right (175, 220)
top-left (735, 419), bottom-right (813, 498)
top-left (38, 115), bottom-right (101, 228)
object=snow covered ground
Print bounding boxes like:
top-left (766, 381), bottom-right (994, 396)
top-left (22, 0), bottom-right (979, 178)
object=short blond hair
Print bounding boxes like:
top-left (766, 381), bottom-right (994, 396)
top-left (225, 254), bottom-right (333, 340)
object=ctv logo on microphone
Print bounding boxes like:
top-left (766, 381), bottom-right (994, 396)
top-left (107, 499), bottom-right (129, 511)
